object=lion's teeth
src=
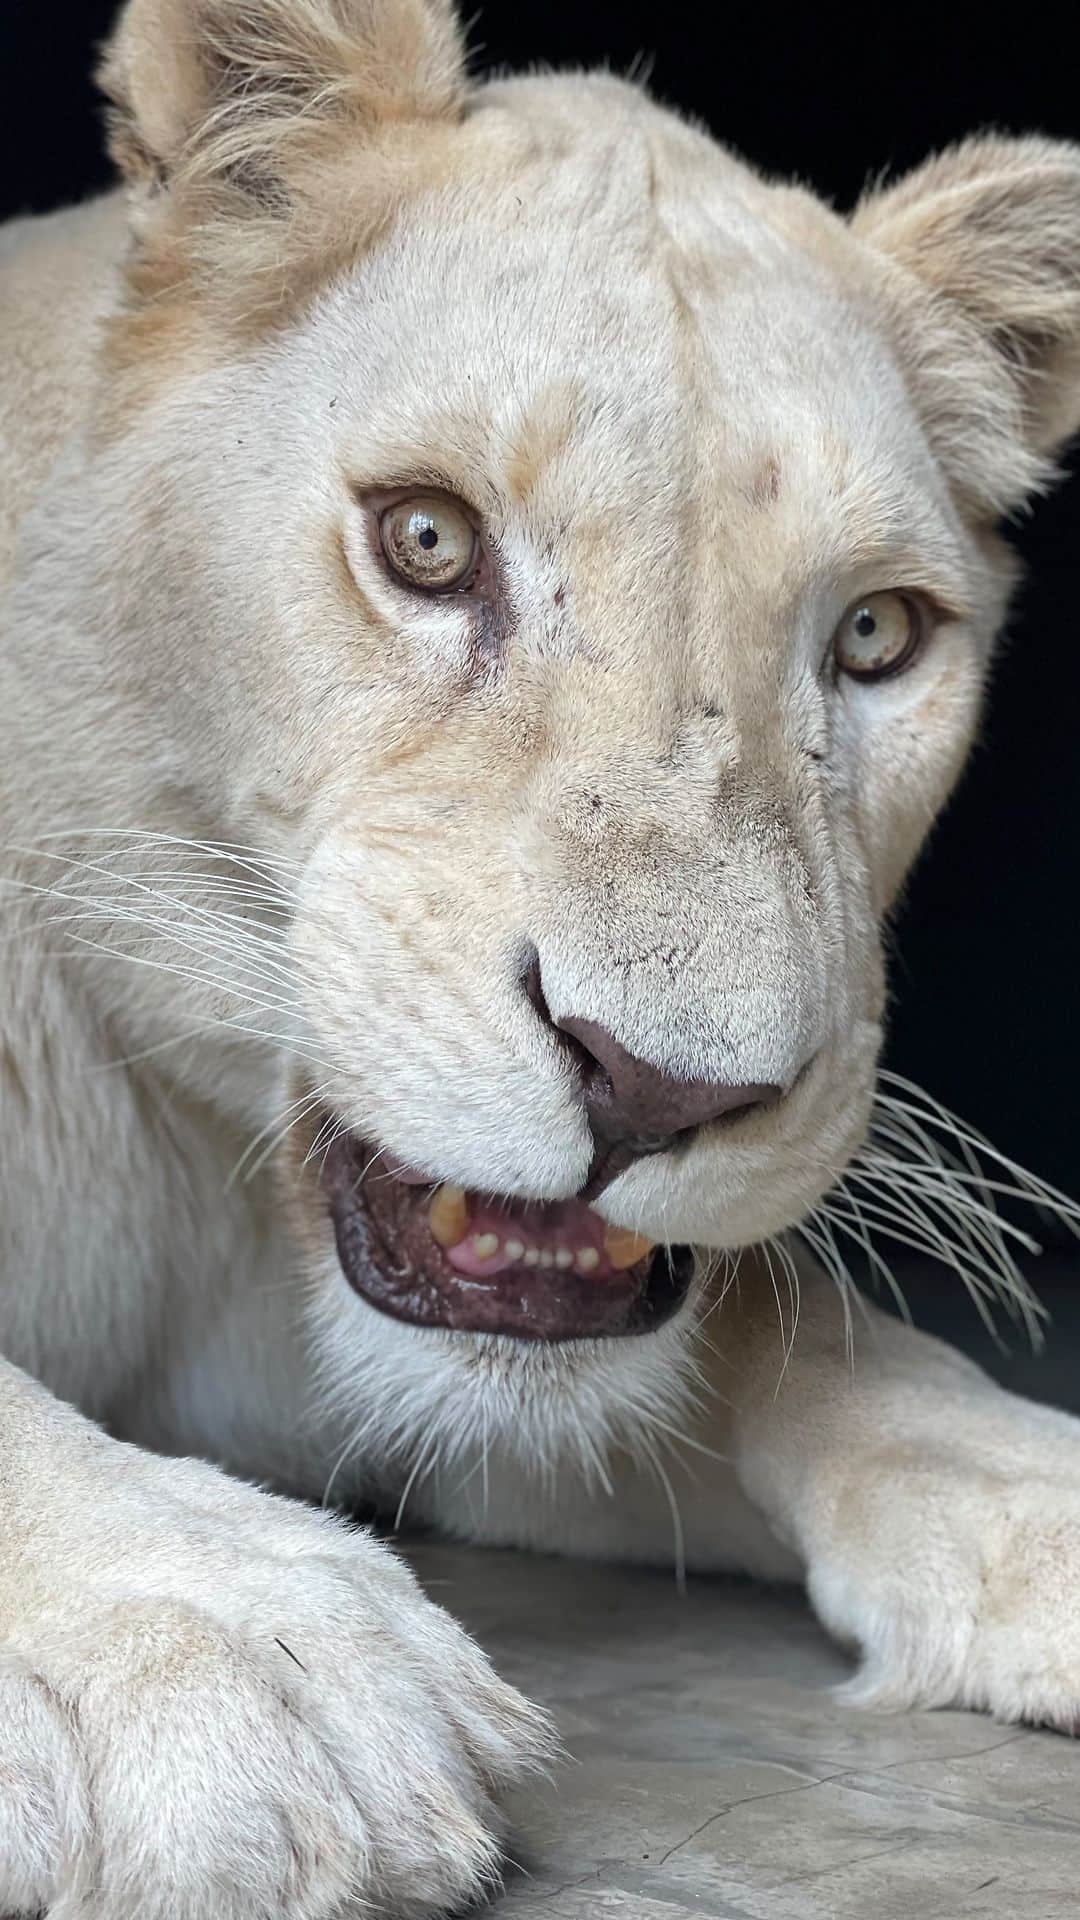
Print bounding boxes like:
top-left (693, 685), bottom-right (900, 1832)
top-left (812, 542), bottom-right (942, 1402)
top-left (603, 1225), bottom-right (656, 1271)
top-left (428, 1184), bottom-right (470, 1248)
top-left (429, 1190), bottom-right (653, 1275)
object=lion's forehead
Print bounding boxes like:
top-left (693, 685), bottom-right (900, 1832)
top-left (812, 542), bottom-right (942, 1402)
top-left (306, 295), bottom-right (966, 678)
top-left (295, 101), bottom-right (963, 618)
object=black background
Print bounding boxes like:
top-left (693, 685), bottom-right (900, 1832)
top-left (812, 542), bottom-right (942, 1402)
top-left (3, 3), bottom-right (1078, 1272)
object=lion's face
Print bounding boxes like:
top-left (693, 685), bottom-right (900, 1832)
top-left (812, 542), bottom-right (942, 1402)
top-left (91, 3), bottom-right (1080, 1458)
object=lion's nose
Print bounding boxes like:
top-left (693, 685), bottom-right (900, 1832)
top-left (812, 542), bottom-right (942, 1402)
top-left (555, 1013), bottom-right (781, 1156)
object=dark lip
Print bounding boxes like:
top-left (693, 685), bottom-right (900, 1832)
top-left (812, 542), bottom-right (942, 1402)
top-left (321, 1131), bottom-right (696, 1343)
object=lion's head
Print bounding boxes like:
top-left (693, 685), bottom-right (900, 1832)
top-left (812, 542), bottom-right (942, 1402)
top-left (77, 0), bottom-right (1080, 1462)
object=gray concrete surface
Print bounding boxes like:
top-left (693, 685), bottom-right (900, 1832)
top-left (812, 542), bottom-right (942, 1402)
top-left (406, 1540), bottom-right (1080, 1920)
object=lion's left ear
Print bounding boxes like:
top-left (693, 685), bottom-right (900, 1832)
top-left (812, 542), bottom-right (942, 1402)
top-left (852, 136), bottom-right (1080, 515)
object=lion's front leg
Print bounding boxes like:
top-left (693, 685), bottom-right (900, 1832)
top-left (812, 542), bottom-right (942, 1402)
top-left (727, 1250), bottom-right (1080, 1727)
top-left (421, 1246), bottom-right (1080, 1732)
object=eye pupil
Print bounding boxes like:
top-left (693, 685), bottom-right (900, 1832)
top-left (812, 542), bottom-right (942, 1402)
top-left (854, 610), bottom-right (876, 637)
top-left (418, 526), bottom-right (438, 550)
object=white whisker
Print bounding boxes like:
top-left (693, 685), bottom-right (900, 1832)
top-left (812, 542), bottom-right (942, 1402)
top-left (792, 1066), bottom-right (1068, 1352)
top-left (229, 1084), bottom-right (331, 1188)
top-left (633, 1430), bottom-right (687, 1596)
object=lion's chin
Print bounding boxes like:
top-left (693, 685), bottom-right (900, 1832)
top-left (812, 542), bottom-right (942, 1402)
top-left (320, 1127), bottom-right (695, 1342)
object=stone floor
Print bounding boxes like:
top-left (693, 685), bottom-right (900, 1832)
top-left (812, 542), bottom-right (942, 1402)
top-left (406, 1540), bottom-right (1080, 1920)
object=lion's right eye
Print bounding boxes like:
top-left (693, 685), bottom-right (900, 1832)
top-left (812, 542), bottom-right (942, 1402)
top-left (379, 494), bottom-right (479, 593)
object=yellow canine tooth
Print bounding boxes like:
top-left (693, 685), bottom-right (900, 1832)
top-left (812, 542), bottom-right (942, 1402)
top-left (603, 1225), bottom-right (656, 1271)
top-left (428, 1184), bottom-right (470, 1249)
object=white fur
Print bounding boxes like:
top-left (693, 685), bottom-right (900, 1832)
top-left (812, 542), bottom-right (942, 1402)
top-left (3, 4), bottom-right (1080, 1913)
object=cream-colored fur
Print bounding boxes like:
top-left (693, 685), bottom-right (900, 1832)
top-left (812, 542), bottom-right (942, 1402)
top-left (2, 2), bottom-right (1080, 1914)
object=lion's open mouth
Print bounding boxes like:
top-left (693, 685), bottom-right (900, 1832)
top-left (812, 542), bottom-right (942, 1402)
top-left (322, 1130), bottom-right (695, 1340)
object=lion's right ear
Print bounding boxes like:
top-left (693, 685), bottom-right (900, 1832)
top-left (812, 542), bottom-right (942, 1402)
top-left (100, 0), bottom-right (467, 193)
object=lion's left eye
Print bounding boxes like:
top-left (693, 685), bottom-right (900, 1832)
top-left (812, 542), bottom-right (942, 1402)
top-left (833, 591), bottom-right (922, 681)
top-left (379, 494), bottom-right (479, 593)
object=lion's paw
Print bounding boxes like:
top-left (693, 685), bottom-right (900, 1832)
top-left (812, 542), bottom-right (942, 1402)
top-left (807, 1454), bottom-right (1080, 1731)
top-left (0, 1457), bottom-right (552, 1919)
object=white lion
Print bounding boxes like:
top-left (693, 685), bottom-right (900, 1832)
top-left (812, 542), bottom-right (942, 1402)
top-left (2, 2), bottom-right (1080, 1914)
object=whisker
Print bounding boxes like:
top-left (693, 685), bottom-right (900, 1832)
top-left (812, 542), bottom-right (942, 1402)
top-left (2, 877), bottom-right (300, 1007)
top-left (12, 852), bottom-right (301, 988)
top-left (633, 1430), bottom-right (687, 1596)
top-left (878, 1072), bottom-right (1080, 1231)
top-left (392, 1439), bottom-right (440, 1536)
top-left (228, 1084), bottom-right (332, 1188)
top-left (824, 1184), bottom-right (913, 1325)
top-left (26, 827), bottom-right (303, 899)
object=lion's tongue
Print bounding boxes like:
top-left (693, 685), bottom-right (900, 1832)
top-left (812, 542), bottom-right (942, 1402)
top-left (433, 1192), bottom-right (654, 1281)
